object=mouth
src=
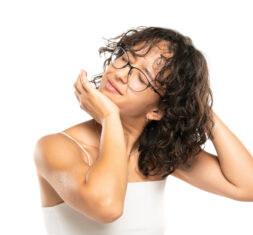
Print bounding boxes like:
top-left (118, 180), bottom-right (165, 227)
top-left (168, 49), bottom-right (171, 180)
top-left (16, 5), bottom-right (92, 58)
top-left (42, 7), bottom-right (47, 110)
top-left (105, 79), bottom-right (123, 95)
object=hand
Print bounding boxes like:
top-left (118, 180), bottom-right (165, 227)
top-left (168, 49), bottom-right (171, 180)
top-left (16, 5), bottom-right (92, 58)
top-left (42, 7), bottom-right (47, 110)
top-left (73, 70), bottom-right (120, 125)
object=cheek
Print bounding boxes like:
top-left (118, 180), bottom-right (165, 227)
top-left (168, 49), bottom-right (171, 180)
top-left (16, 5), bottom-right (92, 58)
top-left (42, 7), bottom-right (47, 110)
top-left (99, 73), bottom-right (111, 91)
top-left (126, 98), bottom-right (151, 114)
top-left (99, 68), bottom-right (115, 90)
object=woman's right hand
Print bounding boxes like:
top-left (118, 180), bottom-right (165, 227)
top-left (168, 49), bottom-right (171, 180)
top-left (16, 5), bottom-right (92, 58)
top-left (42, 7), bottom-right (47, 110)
top-left (73, 70), bottom-right (120, 125)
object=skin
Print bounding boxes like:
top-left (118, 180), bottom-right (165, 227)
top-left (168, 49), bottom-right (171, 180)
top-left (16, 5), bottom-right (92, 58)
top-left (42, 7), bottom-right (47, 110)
top-left (95, 40), bottom-right (171, 157)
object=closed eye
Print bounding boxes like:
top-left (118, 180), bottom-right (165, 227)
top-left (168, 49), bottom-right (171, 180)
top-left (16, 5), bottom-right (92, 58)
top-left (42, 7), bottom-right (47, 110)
top-left (138, 75), bottom-right (146, 84)
top-left (121, 55), bottom-right (127, 62)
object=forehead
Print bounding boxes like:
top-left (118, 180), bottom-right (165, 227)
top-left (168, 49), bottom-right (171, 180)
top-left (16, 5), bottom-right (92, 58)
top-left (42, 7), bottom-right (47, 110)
top-left (127, 41), bottom-right (172, 77)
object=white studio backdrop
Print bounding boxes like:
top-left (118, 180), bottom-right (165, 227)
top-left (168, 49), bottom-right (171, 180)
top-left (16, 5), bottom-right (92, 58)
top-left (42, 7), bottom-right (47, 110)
top-left (0, 0), bottom-right (252, 234)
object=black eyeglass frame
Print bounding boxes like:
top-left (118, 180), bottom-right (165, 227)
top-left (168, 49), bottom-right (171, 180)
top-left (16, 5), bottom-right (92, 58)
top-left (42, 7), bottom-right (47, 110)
top-left (111, 46), bottom-right (163, 97)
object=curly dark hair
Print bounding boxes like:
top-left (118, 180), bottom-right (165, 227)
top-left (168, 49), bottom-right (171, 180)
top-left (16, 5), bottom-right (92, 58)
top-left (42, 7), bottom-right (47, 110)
top-left (90, 26), bottom-right (215, 179)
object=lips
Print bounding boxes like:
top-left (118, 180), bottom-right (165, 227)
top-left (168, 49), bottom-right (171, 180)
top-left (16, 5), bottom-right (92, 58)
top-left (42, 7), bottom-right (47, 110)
top-left (107, 79), bottom-right (122, 95)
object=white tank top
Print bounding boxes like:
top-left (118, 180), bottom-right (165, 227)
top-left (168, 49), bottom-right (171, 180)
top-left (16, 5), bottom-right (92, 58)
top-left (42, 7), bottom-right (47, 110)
top-left (41, 132), bottom-right (167, 235)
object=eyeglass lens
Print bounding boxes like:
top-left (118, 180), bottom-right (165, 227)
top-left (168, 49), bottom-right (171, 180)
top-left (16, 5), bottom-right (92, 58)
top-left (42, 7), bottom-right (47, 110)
top-left (111, 47), bottom-right (149, 92)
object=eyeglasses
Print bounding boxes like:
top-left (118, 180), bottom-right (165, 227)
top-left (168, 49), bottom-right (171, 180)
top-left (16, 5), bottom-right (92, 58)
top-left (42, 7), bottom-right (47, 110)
top-left (110, 46), bottom-right (163, 97)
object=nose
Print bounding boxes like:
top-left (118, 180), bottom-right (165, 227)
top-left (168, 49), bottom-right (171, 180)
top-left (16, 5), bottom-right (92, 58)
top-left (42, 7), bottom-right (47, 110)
top-left (114, 64), bottom-right (131, 84)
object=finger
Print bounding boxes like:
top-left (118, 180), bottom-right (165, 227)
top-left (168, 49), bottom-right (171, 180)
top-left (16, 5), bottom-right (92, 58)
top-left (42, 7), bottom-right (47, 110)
top-left (74, 90), bottom-right (80, 102)
top-left (74, 73), bottom-right (85, 95)
top-left (80, 70), bottom-right (91, 92)
top-left (73, 81), bottom-right (82, 95)
top-left (74, 71), bottom-right (88, 95)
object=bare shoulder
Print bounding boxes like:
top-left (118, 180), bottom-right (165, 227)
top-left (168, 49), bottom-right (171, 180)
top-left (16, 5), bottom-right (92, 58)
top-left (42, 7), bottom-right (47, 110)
top-left (34, 131), bottom-right (86, 175)
top-left (33, 119), bottom-right (99, 207)
top-left (33, 122), bottom-right (102, 210)
top-left (61, 119), bottom-right (100, 149)
top-left (34, 119), bottom-right (99, 169)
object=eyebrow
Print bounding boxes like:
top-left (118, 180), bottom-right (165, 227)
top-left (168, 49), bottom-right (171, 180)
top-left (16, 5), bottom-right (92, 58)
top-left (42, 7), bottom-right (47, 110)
top-left (128, 50), bottom-right (154, 81)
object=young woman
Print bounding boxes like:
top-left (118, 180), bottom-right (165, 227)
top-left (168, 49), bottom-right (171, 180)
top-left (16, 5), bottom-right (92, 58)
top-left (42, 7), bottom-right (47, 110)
top-left (34, 26), bottom-right (253, 235)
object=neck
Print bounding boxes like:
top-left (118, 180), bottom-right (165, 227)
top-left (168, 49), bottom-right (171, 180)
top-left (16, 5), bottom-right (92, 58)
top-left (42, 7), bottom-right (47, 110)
top-left (94, 115), bottom-right (147, 158)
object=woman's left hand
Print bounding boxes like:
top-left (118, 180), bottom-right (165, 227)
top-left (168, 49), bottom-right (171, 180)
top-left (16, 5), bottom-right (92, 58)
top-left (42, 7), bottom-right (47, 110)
top-left (73, 70), bottom-right (120, 125)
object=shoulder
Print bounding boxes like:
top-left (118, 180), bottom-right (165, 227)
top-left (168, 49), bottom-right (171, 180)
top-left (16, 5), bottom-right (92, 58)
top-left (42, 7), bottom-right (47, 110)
top-left (61, 119), bottom-right (99, 149)
top-left (34, 119), bottom-right (99, 170)
top-left (34, 132), bottom-right (84, 172)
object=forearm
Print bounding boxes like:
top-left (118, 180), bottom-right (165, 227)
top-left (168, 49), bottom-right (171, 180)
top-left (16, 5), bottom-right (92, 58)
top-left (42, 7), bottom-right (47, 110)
top-left (85, 114), bottom-right (128, 210)
top-left (211, 110), bottom-right (253, 191)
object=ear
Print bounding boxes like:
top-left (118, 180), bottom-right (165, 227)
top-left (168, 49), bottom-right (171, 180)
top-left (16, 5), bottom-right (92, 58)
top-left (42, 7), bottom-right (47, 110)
top-left (146, 109), bottom-right (164, 121)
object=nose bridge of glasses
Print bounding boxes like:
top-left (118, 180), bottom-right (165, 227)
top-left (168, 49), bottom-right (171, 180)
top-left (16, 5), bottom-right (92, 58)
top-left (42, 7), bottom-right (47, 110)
top-left (123, 56), bottom-right (145, 79)
top-left (116, 53), bottom-right (162, 96)
top-left (113, 47), bottom-right (144, 75)
top-left (112, 61), bottom-right (131, 85)
top-left (112, 48), bottom-right (153, 89)
top-left (115, 55), bottom-right (134, 78)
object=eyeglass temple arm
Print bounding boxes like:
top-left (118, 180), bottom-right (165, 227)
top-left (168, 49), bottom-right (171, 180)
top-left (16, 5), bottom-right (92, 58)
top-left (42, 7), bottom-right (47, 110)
top-left (148, 83), bottom-right (162, 97)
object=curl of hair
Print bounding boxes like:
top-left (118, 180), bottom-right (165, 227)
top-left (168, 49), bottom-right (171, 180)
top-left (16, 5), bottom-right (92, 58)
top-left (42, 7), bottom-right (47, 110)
top-left (90, 26), bottom-right (215, 179)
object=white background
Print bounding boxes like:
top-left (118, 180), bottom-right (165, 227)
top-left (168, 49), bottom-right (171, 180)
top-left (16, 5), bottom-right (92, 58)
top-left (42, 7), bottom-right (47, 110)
top-left (0, 0), bottom-right (252, 234)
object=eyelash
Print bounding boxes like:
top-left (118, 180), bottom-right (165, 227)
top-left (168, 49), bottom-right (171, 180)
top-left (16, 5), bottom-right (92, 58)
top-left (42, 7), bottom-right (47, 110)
top-left (122, 56), bottom-right (127, 62)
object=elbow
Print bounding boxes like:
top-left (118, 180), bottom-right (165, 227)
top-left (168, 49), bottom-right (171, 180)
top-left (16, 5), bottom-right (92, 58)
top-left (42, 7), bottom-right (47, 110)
top-left (80, 183), bottom-right (123, 224)
top-left (232, 188), bottom-right (253, 202)
top-left (78, 195), bottom-right (123, 224)
top-left (82, 190), bottom-right (123, 224)
top-left (97, 197), bottom-right (123, 224)
top-left (100, 208), bottom-right (122, 224)
top-left (239, 194), bottom-right (253, 202)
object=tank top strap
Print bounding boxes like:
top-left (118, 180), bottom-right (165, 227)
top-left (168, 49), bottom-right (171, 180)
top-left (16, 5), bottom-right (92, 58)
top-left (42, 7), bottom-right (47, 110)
top-left (59, 131), bottom-right (91, 166)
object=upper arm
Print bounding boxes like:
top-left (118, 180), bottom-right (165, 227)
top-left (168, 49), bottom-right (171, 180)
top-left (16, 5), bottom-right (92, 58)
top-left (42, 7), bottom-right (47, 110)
top-left (33, 133), bottom-right (120, 223)
top-left (171, 149), bottom-right (247, 201)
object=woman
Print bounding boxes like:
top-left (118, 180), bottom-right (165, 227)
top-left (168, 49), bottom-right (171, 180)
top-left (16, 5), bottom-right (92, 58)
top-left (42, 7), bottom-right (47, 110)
top-left (34, 26), bottom-right (253, 235)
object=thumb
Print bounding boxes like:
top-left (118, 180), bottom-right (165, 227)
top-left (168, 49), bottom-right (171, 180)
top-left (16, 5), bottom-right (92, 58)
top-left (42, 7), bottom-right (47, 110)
top-left (80, 69), bottom-right (87, 77)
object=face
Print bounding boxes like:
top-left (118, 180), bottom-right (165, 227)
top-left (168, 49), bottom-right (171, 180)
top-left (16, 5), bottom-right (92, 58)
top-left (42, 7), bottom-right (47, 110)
top-left (99, 40), bottom-right (171, 120)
